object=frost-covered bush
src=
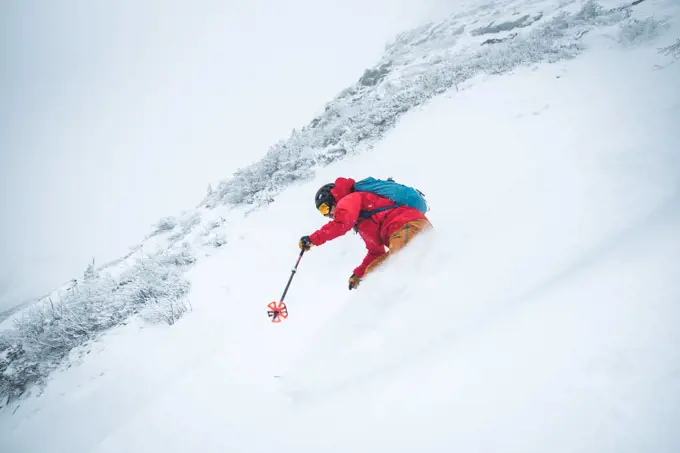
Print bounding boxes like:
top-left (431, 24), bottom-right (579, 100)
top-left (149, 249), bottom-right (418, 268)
top-left (83, 258), bottom-right (98, 281)
top-left (659, 38), bottom-right (680, 58)
top-left (0, 246), bottom-right (194, 401)
top-left (168, 213), bottom-right (202, 243)
top-left (200, 229), bottom-right (227, 248)
top-left (152, 216), bottom-right (179, 235)
top-left (140, 297), bottom-right (192, 326)
top-left (618, 17), bottom-right (669, 45)
top-left (471, 13), bottom-right (544, 36)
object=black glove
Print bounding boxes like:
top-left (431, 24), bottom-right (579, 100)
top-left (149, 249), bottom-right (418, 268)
top-left (299, 235), bottom-right (313, 251)
top-left (348, 274), bottom-right (361, 290)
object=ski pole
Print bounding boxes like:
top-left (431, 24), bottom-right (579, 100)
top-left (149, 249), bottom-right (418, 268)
top-left (280, 248), bottom-right (305, 303)
top-left (267, 249), bottom-right (305, 322)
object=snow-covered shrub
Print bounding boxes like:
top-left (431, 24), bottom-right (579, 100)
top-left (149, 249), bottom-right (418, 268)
top-left (168, 213), bottom-right (202, 243)
top-left (471, 13), bottom-right (543, 36)
top-left (659, 38), bottom-right (680, 58)
top-left (200, 229), bottom-right (227, 248)
top-left (152, 216), bottom-right (179, 235)
top-left (0, 246), bottom-right (194, 401)
top-left (358, 62), bottom-right (393, 86)
top-left (83, 258), bottom-right (98, 281)
top-left (140, 297), bottom-right (192, 326)
top-left (618, 18), bottom-right (669, 46)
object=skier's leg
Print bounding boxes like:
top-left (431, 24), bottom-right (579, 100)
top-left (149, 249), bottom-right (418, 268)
top-left (387, 218), bottom-right (432, 253)
top-left (363, 253), bottom-right (389, 276)
top-left (362, 219), bottom-right (432, 276)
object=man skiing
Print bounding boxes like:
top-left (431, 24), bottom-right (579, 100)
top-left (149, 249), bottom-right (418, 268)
top-left (299, 177), bottom-right (432, 290)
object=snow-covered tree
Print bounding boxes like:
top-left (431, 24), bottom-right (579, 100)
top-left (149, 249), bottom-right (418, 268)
top-left (0, 245), bottom-right (195, 400)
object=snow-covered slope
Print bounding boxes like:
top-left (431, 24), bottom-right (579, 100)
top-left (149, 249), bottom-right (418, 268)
top-left (2, 0), bottom-right (680, 451)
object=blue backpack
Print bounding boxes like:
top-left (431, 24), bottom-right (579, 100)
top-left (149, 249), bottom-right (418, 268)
top-left (353, 177), bottom-right (428, 223)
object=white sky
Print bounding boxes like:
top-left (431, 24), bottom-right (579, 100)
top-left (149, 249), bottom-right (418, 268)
top-left (0, 0), bottom-right (451, 310)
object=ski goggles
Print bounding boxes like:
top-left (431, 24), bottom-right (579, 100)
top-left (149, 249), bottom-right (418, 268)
top-left (317, 202), bottom-right (331, 216)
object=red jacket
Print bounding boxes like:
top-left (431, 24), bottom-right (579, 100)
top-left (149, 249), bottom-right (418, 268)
top-left (309, 177), bottom-right (427, 277)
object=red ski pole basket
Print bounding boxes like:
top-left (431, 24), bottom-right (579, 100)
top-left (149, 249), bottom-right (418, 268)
top-left (267, 301), bottom-right (288, 323)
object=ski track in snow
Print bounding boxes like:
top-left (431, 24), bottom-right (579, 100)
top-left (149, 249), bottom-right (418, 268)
top-left (2, 0), bottom-right (680, 452)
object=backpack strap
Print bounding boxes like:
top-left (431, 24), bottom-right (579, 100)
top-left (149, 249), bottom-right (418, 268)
top-left (353, 206), bottom-right (395, 232)
top-left (359, 206), bottom-right (394, 219)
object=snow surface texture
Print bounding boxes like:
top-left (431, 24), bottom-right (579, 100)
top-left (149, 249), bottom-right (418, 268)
top-left (1, 0), bottom-right (680, 451)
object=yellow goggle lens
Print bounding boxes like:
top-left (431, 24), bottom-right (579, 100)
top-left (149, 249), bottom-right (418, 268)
top-left (318, 202), bottom-right (330, 215)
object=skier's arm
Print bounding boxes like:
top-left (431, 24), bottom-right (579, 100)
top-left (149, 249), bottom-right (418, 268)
top-left (353, 244), bottom-right (387, 278)
top-left (309, 194), bottom-right (362, 246)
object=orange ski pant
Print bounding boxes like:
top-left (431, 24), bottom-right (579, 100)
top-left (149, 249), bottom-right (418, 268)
top-left (363, 218), bottom-right (432, 276)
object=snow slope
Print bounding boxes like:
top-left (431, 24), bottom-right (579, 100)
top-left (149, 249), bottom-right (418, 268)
top-left (2, 1), bottom-right (680, 452)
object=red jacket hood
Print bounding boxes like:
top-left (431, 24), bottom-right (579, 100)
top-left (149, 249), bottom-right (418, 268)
top-left (330, 177), bottom-right (356, 203)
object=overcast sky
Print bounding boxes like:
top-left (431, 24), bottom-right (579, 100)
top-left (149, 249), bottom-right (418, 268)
top-left (0, 0), bottom-right (451, 310)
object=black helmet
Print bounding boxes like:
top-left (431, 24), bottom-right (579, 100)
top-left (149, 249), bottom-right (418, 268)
top-left (315, 183), bottom-right (336, 212)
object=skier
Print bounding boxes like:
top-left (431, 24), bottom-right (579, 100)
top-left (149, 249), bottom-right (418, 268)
top-left (299, 177), bottom-right (432, 290)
